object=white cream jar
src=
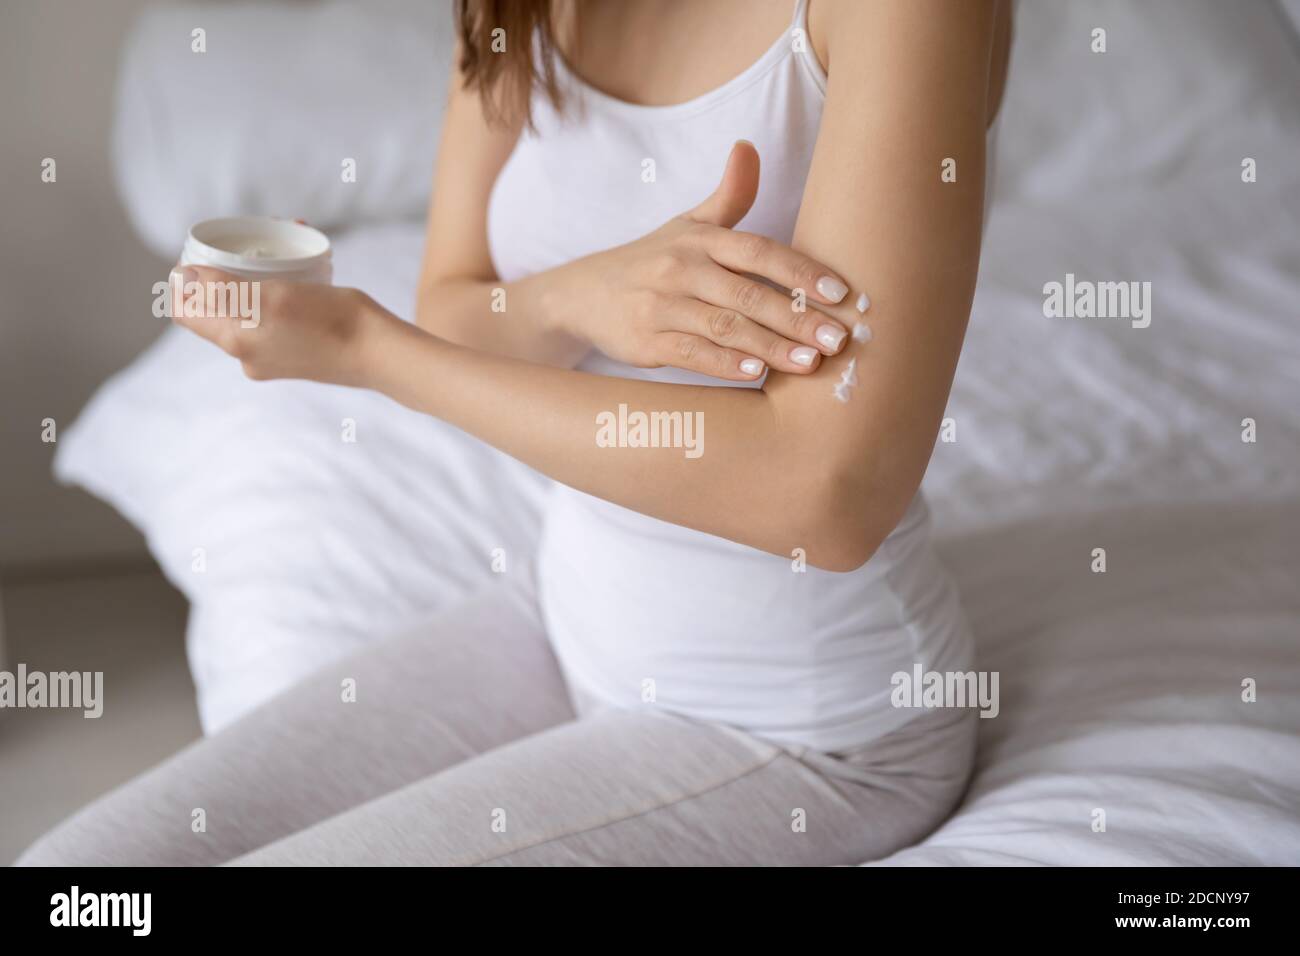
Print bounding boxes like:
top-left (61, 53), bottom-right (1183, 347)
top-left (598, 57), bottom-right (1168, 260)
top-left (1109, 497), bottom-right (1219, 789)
top-left (180, 216), bottom-right (332, 284)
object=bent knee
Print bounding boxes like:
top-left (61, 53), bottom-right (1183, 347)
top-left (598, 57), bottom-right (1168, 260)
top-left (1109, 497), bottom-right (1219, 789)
top-left (13, 823), bottom-right (105, 867)
top-left (14, 803), bottom-right (200, 867)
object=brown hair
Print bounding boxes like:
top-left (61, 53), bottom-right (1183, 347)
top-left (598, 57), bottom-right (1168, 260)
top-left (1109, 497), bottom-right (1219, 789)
top-left (455, 0), bottom-right (564, 129)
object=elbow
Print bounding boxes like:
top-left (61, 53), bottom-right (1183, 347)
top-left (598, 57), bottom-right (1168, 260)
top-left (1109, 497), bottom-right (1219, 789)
top-left (791, 475), bottom-right (890, 574)
top-left (801, 530), bottom-right (880, 574)
top-left (818, 550), bottom-right (877, 575)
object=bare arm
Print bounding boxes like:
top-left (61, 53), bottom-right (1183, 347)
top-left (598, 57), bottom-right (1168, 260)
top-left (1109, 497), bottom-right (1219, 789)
top-left (415, 56), bottom-right (588, 366)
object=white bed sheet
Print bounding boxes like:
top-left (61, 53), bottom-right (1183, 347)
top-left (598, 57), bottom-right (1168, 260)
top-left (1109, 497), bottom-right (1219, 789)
top-left (876, 199), bottom-right (1300, 862)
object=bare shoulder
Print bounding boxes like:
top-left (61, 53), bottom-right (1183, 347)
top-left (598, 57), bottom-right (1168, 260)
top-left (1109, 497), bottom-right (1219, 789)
top-left (808, 0), bottom-right (1011, 127)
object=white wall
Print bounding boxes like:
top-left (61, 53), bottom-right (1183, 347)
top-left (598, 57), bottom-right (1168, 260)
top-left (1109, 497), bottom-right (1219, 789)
top-left (0, 0), bottom-right (169, 572)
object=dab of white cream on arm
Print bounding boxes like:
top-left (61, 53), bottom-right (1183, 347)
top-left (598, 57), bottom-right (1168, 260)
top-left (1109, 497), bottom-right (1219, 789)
top-left (852, 292), bottom-right (872, 343)
top-left (835, 292), bottom-right (871, 402)
top-left (832, 356), bottom-right (859, 404)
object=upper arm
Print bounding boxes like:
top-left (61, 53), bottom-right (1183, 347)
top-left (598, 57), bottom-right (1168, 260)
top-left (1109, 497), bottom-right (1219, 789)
top-left (765, 0), bottom-right (998, 567)
top-left (418, 53), bottom-right (523, 296)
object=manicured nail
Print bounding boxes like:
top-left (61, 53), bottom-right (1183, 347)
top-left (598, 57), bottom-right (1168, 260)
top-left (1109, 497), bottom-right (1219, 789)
top-left (855, 292), bottom-right (870, 313)
top-left (815, 276), bottom-right (848, 303)
top-left (816, 324), bottom-right (846, 352)
top-left (739, 357), bottom-right (765, 376)
top-left (790, 346), bottom-right (817, 366)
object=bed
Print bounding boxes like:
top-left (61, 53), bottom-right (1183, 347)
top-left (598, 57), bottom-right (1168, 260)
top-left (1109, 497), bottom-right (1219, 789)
top-left (55, 0), bottom-right (1300, 865)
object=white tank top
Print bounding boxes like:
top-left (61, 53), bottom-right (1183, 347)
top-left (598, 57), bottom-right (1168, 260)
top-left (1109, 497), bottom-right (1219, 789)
top-left (487, 0), bottom-right (974, 751)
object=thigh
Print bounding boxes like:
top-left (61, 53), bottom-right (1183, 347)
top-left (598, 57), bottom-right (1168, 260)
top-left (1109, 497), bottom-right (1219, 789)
top-left (229, 704), bottom-right (976, 866)
top-left (16, 573), bottom-right (571, 866)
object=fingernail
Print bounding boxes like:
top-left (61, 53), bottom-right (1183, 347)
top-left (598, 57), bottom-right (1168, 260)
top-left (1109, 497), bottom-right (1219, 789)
top-left (790, 346), bottom-right (817, 367)
top-left (815, 276), bottom-right (848, 303)
top-left (855, 292), bottom-right (870, 313)
top-left (816, 324), bottom-right (846, 352)
top-left (739, 357), bottom-right (765, 376)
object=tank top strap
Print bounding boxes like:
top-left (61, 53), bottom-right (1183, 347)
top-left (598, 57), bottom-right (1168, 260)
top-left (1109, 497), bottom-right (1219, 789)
top-left (792, 0), bottom-right (810, 30)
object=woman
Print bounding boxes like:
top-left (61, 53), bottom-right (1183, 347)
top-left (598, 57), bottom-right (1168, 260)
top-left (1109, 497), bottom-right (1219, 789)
top-left (22, 0), bottom-right (1011, 866)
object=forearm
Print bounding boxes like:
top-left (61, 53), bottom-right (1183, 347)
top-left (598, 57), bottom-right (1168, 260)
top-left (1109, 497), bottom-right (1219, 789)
top-left (369, 314), bottom-right (856, 568)
top-left (415, 271), bottom-right (589, 368)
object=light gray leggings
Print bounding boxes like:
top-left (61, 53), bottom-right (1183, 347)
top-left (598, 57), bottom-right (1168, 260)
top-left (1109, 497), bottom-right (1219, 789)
top-left (18, 574), bottom-right (976, 866)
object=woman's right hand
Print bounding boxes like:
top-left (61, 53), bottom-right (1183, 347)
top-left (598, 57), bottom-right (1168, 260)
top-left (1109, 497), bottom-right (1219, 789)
top-left (537, 141), bottom-right (852, 380)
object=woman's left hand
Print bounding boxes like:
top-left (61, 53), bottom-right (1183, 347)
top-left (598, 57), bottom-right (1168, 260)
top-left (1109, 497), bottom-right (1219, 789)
top-left (169, 265), bottom-right (393, 387)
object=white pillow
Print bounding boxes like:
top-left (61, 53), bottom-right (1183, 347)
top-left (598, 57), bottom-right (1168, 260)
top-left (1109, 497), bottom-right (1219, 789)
top-left (55, 222), bottom-right (550, 732)
top-left (113, 0), bottom-right (454, 258)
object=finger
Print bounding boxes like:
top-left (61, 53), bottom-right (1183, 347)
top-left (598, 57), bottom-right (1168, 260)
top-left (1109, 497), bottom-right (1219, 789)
top-left (169, 263), bottom-right (237, 323)
top-left (652, 331), bottom-right (783, 381)
top-left (167, 264), bottom-right (246, 349)
top-left (694, 265), bottom-right (848, 357)
top-left (704, 228), bottom-right (848, 305)
top-left (672, 298), bottom-right (820, 375)
top-left (681, 140), bottom-right (760, 228)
